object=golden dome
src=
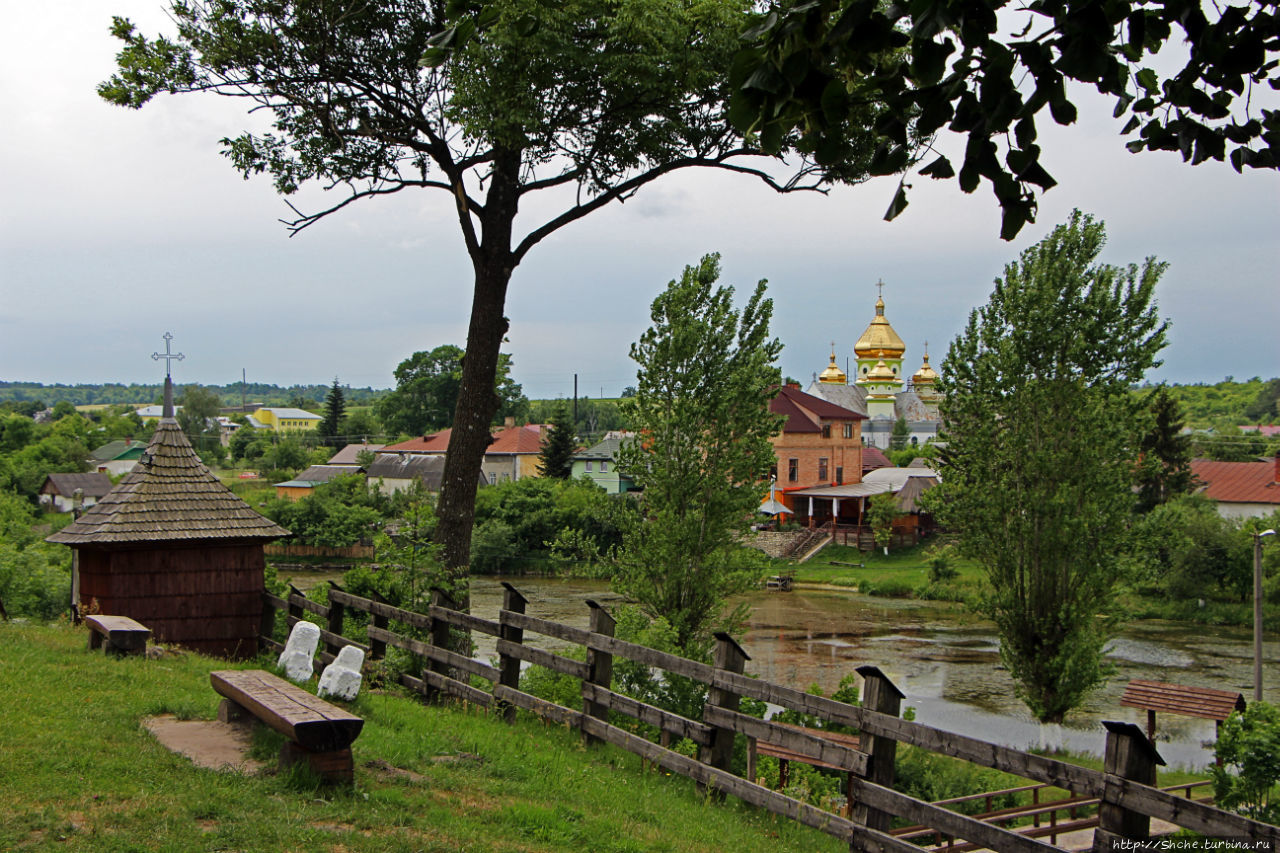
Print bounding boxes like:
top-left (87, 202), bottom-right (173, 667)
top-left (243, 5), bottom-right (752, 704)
top-left (818, 346), bottom-right (847, 384)
top-left (913, 349), bottom-right (939, 386)
top-left (854, 293), bottom-right (906, 359)
top-left (867, 355), bottom-right (896, 382)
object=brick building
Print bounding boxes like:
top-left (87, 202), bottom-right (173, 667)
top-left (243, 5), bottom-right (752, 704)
top-left (768, 385), bottom-right (866, 520)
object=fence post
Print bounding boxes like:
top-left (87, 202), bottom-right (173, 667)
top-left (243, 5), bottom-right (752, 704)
top-left (582, 599), bottom-right (616, 747)
top-left (497, 582), bottom-right (527, 723)
top-left (851, 665), bottom-right (904, 834)
top-left (259, 592), bottom-right (277, 650)
top-left (700, 632), bottom-right (750, 794)
top-left (368, 589), bottom-right (389, 661)
top-left (325, 581), bottom-right (346, 657)
top-left (1094, 721), bottom-right (1164, 852)
top-left (423, 587), bottom-right (457, 704)
top-left (287, 584), bottom-right (305, 623)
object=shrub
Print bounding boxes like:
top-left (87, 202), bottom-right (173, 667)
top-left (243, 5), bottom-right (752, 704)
top-left (1213, 702), bottom-right (1280, 823)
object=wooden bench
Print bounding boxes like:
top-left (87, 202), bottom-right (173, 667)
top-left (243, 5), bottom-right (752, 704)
top-left (85, 615), bottom-right (150, 656)
top-left (211, 669), bottom-right (364, 783)
top-left (747, 722), bottom-right (862, 814)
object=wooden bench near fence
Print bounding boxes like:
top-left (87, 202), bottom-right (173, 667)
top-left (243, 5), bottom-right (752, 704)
top-left (260, 582), bottom-right (1280, 852)
top-left (212, 669), bottom-right (364, 784)
top-left (85, 614), bottom-right (150, 656)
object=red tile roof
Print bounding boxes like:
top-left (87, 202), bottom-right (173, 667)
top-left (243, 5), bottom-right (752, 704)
top-left (381, 425), bottom-right (547, 455)
top-left (1191, 457), bottom-right (1280, 505)
top-left (862, 446), bottom-right (893, 472)
top-left (771, 386), bottom-right (865, 434)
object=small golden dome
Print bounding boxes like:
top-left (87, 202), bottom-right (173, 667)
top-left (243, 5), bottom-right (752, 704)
top-left (913, 350), bottom-right (939, 385)
top-left (818, 345), bottom-right (847, 384)
top-left (854, 291), bottom-right (906, 359)
top-left (867, 355), bottom-right (896, 382)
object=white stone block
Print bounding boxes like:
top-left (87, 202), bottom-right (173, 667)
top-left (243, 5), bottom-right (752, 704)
top-left (277, 621), bottom-right (320, 683)
top-left (317, 645), bottom-right (365, 701)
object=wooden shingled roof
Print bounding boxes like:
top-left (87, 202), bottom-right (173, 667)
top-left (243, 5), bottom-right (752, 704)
top-left (1119, 679), bottom-right (1246, 722)
top-left (47, 418), bottom-right (289, 546)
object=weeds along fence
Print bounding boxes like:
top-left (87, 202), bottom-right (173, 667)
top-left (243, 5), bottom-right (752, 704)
top-left (260, 583), bottom-right (1280, 852)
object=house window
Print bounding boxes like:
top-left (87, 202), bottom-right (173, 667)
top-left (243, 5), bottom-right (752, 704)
top-left (489, 472), bottom-right (497, 485)
top-left (843, 423), bottom-right (853, 439)
top-left (600, 461), bottom-right (608, 473)
top-left (818, 457), bottom-right (829, 480)
top-left (585, 461), bottom-right (593, 472)
top-left (788, 458), bottom-right (798, 482)
top-left (821, 424), bottom-right (831, 439)
top-left (835, 466), bottom-right (843, 483)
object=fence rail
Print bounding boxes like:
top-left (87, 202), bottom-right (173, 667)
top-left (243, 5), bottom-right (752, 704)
top-left (264, 543), bottom-right (374, 559)
top-left (261, 584), bottom-right (1280, 851)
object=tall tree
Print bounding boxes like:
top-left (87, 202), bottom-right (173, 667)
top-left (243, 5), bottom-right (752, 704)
top-left (1134, 386), bottom-right (1194, 513)
top-left (538, 403), bottom-right (576, 480)
top-left (937, 211), bottom-right (1167, 724)
top-left (100, 0), bottom-right (868, 582)
top-left (378, 346), bottom-right (526, 437)
top-left (615, 255), bottom-right (784, 650)
top-left (318, 377), bottom-right (347, 446)
top-left (176, 385), bottom-right (222, 451)
top-left (732, 0), bottom-right (1280, 239)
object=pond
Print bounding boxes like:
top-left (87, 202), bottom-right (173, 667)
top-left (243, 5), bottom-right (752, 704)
top-left (280, 568), bottom-right (1275, 769)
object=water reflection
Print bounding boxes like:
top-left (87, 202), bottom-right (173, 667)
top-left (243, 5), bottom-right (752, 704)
top-left (280, 569), bottom-right (1275, 769)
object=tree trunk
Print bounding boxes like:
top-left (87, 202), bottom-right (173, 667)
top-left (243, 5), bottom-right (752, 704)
top-left (435, 151), bottom-right (521, 601)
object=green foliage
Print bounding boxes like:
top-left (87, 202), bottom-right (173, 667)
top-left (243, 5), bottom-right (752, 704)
top-left (925, 543), bottom-right (959, 583)
top-left (176, 384), bottom-right (222, 451)
top-left (0, 415), bottom-right (91, 500)
top-left (1143, 378), bottom-right (1278, 430)
top-left (937, 211), bottom-right (1167, 723)
top-left (1244, 379), bottom-right (1280, 423)
top-left (1133, 386), bottom-right (1194, 513)
top-left (866, 492), bottom-right (898, 550)
top-left (1213, 702), bottom-right (1280, 823)
top-left (1189, 428), bottom-right (1279, 463)
top-left (614, 255), bottom-right (783, 650)
top-left (733, 0), bottom-right (1280, 240)
top-left (889, 417), bottom-right (910, 450)
top-left (0, 491), bottom-right (71, 619)
top-left (317, 377), bottom-right (347, 445)
top-left (1124, 495), bottom-right (1255, 601)
top-left (262, 473), bottom-right (396, 547)
top-left (259, 437), bottom-right (310, 473)
top-left (470, 477), bottom-right (635, 574)
top-left (538, 401), bottom-right (576, 479)
top-left (378, 346), bottom-right (527, 436)
top-left (227, 425), bottom-right (258, 461)
top-left (893, 747), bottom-right (1022, 816)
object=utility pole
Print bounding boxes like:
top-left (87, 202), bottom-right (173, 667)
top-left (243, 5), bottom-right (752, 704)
top-left (1254, 528), bottom-right (1276, 702)
top-left (241, 368), bottom-right (246, 412)
top-left (573, 374), bottom-right (578, 427)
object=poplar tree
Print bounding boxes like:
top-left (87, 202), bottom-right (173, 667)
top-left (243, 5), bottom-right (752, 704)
top-left (937, 211), bottom-right (1167, 724)
top-left (615, 254), bottom-right (784, 651)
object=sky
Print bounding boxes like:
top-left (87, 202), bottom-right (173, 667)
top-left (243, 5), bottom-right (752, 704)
top-left (1, 2), bottom-right (1277, 402)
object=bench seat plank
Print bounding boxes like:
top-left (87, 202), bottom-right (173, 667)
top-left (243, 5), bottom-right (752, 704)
top-left (211, 669), bottom-right (363, 752)
top-left (85, 615), bottom-right (151, 653)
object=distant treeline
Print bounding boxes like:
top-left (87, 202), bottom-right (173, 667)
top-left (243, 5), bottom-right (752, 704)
top-left (1135, 377), bottom-right (1279, 429)
top-left (0, 381), bottom-right (390, 408)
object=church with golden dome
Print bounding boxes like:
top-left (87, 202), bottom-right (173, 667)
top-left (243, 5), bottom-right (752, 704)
top-left (806, 284), bottom-right (943, 450)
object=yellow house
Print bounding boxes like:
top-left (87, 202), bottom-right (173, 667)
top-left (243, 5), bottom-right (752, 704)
top-left (250, 407), bottom-right (322, 433)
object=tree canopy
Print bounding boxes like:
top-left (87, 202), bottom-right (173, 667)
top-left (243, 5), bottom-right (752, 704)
top-left (732, 0), bottom-right (1280, 238)
top-left (378, 346), bottom-right (527, 437)
top-left (614, 254), bottom-right (784, 650)
top-left (937, 210), bottom-right (1167, 723)
top-left (99, 0), bottom-right (872, 576)
top-left (318, 377), bottom-right (347, 446)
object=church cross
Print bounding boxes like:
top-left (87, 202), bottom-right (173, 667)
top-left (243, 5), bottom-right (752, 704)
top-left (876, 279), bottom-right (884, 299)
top-left (152, 332), bottom-right (185, 378)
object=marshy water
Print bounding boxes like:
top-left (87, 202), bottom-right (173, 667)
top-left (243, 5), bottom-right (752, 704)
top-left (282, 570), bottom-right (1276, 769)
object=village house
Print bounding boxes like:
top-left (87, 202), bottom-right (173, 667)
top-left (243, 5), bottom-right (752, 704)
top-left (1190, 456), bottom-right (1280, 520)
top-left (87, 437), bottom-right (148, 475)
top-left (39, 472), bottom-right (114, 513)
top-left (379, 423), bottom-right (549, 485)
top-left (273, 464), bottom-right (364, 501)
top-left (570, 432), bottom-right (637, 494)
top-left (365, 453), bottom-right (487, 496)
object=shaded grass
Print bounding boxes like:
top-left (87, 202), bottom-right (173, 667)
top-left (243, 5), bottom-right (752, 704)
top-left (792, 543), bottom-right (985, 596)
top-left (0, 622), bottom-right (844, 852)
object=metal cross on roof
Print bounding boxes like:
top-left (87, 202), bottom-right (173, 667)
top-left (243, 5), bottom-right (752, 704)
top-left (152, 332), bottom-right (185, 378)
top-left (876, 279), bottom-right (884, 299)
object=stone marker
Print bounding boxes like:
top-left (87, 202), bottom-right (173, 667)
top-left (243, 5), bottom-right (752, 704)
top-left (318, 645), bottom-right (365, 701)
top-left (278, 621), bottom-right (320, 682)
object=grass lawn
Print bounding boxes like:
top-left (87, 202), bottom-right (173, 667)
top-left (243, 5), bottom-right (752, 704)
top-left (0, 621), bottom-right (845, 853)
top-left (792, 542), bottom-right (986, 594)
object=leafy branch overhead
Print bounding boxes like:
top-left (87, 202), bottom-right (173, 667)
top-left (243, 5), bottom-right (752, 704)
top-left (732, 0), bottom-right (1280, 239)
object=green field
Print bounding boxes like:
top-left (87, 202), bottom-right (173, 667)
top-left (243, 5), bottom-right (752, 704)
top-left (0, 622), bottom-right (844, 853)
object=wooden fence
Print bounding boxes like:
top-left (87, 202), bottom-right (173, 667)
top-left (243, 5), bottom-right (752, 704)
top-left (261, 583), bottom-right (1280, 852)
top-left (264, 544), bottom-right (374, 559)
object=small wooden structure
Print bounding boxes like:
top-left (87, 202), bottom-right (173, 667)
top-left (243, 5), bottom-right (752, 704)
top-left (85, 614), bottom-right (151, 656)
top-left (212, 669), bottom-right (363, 783)
top-left (47, 378), bottom-right (288, 657)
top-left (1120, 679), bottom-right (1246, 742)
top-left (747, 722), bottom-right (862, 813)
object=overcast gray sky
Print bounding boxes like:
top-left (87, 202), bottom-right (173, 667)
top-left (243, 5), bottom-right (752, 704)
top-left (2, 1), bottom-right (1276, 401)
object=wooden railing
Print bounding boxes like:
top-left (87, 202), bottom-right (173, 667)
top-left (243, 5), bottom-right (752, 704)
top-left (264, 543), bottom-right (374, 559)
top-left (261, 583), bottom-right (1280, 852)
